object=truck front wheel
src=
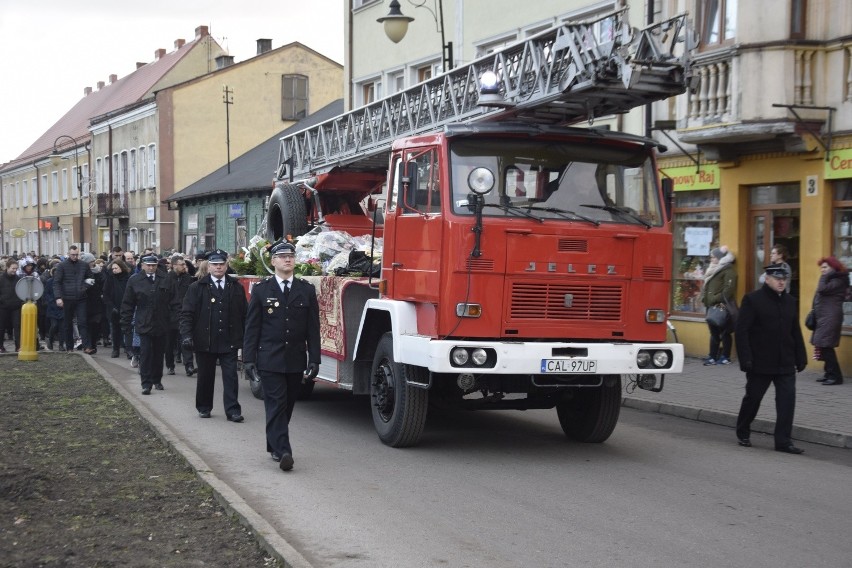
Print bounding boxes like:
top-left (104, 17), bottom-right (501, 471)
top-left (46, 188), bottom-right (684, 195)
top-left (370, 333), bottom-right (428, 447)
top-left (556, 375), bottom-right (621, 443)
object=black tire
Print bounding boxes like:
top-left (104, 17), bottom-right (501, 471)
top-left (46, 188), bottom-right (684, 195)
top-left (556, 375), bottom-right (621, 443)
top-left (298, 378), bottom-right (315, 400)
top-left (266, 184), bottom-right (309, 242)
top-left (370, 333), bottom-right (428, 447)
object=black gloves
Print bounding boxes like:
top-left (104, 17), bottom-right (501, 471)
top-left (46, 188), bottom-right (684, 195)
top-left (304, 362), bottom-right (319, 382)
top-left (181, 337), bottom-right (194, 351)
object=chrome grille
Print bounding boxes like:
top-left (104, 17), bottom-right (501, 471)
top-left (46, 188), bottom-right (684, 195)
top-left (510, 282), bottom-right (623, 321)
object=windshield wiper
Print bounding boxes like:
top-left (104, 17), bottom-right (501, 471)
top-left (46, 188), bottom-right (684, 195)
top-left (526, 205), bottom-right (600, 226)
top-left (580, 204), bottom-right (652, 228)
top-left (482, 203), bottom-right (544, 223)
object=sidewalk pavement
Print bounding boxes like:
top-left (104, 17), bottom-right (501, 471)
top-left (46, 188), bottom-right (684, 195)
top-left (623, 357), bottom-right (852, 449)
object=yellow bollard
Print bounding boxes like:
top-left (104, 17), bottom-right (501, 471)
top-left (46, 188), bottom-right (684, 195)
top-left (18, 301), bottom-right (38, 361)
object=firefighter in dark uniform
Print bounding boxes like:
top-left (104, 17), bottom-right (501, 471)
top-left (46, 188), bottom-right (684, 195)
top-left (121, 254), bottom-right (180, 394)
top-left (180, 249), bottom-right (247, 421)
top-left (243, 241), bottom-right (320, 471)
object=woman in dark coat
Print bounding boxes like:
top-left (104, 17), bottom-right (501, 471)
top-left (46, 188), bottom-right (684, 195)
top-left (103, 259), bottom-right (131, 358)
top-left (0, 259), bottom-right (23, 352)
top-left (43, 268), bottom-right (65, 350)
top-left (811, 256), bottom-right (848, 385)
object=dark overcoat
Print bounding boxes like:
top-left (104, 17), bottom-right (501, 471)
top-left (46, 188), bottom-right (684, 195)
top-left (242, 276), bottom-right (320, 373)
top-left (735, 284), bottom-right (806, 374)
top-left (120, 272), bottom-right (179, 335)
top-left (810, 271), bottom-right (847, 348)
top-left (179, 273), bottom-right (247, 352)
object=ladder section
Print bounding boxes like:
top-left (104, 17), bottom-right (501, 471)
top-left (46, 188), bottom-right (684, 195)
top-left (278, 7), bottom-right (694, 180)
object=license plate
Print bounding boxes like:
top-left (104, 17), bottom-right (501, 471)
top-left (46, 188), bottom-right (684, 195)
top-left (540, 359), bottom-right (598, 373)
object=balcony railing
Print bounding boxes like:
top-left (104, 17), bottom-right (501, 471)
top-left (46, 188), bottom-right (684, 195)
top-left (96, 193), bottom-right (129, 218)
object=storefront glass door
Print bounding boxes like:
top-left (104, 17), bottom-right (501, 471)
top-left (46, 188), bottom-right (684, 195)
top-left (748, 184), bottom-right (801, 299)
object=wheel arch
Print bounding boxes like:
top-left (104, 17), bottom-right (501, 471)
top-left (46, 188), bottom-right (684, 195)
top-left (352, 299), bottom-right (418, 394)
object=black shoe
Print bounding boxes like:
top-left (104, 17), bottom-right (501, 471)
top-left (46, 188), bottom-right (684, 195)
top-left (142, 387), bottom-right (151, 395)
top-left (47, 340), bottom-right (54, 350)
top-left (279, 453), bottom-right (294, 471)
top-left (737, 438), bottom-right (752, 447)
top-left (185, 365), bottom-right (196, 376)
top-left (270, 452), bottom-right (281, 462)
top-left (167, 367), bottom-right (175, 375)
top-left (154, 383), bottom-right (164, 390)
top-left (227, 414), bottom-right (244, 423)
top-left (822, 379), bottom-right (843, 385)
top-left (111, 350), bottom-right (120, 358)
top-left (816, 377), bottom-right (827, 382)
top-left (775, 445), bottom-right (804, 454)
top-left (198, 410), bottom-right (211, 418)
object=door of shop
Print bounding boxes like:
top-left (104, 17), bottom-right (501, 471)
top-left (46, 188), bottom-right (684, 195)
top-left (748, 183), bottom-right (801, 299)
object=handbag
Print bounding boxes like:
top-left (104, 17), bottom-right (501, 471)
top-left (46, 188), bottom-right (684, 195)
top-left (805, 309), bottom-right (816, 331)
top-left (723, 295), bottom-right (739, 329)
top-left (706, 304), bottom-right (729, 328)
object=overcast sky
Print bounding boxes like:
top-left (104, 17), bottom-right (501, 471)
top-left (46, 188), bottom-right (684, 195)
top-left (0, 0), bottom-right (344, 164)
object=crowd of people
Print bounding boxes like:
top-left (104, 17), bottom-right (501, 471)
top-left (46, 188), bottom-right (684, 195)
top-left (0, 243), bottom-right (321, 473)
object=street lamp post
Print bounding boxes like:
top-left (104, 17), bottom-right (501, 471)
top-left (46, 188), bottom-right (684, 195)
top-left (51, 134), bottom-right (86, 252)
top-left (378, 0), bottom-right (453, 71)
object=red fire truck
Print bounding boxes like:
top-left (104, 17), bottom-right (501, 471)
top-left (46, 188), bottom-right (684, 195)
top-left (251, 8), bottom-right (694, 447)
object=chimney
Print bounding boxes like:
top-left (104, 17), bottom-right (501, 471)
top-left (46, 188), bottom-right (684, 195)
top-left (97, 81), bottom-right (105, 90)
top-left (109, 74), bottom-right (117, 84)
top-left (84, 87), bottom-right (92, 96)
top-left (195, 25), bottom-right (209, 39)
top-left (215, 54), bottom-right (235, 69)
top-left (257, 38), bottom-right (272, 55)
top-left (155, 48), bottom-right (166, 60)
top-left (174, 38), bottom-right (185, 50)
top-left (136, 62), bottom-right (146, 69)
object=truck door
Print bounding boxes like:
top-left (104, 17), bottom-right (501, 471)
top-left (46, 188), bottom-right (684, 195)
top-left (383, 148), bottom-right (442, 302)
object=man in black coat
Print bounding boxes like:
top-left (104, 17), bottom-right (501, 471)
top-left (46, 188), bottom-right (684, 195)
top-left (179, 249), bottom-right (247, 421)
top-left (121, 254), bottom-right (180, 395)
top-left (167, 254), bottom-right (196, 376)
top-left (54, 245), bottom-right (94, 352)
top-left (735, 263), bottom-right (807, 454)
top-left (243, 241), bottom-right (320, 471)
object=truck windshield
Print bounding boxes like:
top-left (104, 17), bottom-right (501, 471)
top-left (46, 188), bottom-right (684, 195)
top-left (449, 139), bottom-right (663, 227)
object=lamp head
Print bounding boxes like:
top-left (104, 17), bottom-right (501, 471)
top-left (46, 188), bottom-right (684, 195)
top-left (378, 0), bottom-right (414, 43)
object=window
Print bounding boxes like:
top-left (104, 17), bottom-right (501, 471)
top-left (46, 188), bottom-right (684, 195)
top-left (95, 158), bottom-right (102, 192)
top-left (41, 174), bottom-right (48, 205)
top-left (790, 0), bottom-right (806, 38)
top-left (82, 163), bottom-right (90, 197)
top-left (21, 180), bottom-right (28, 208)
top-left (71, 166), bottom-right (78, 199)
top-left (31, 177), bottom-right (37, 206)
top-left (147, 144), bottom-right (156, 188)
top-left (51, 171), bottom-right (59, 203)
top-left (15, 181), bottom-right (21, 208)
top-left (417, 65), bottom-right (433, 83)
top-left (138, 147), bottom-right (147, 189)
top-left (388, 70), bottom-right (405, 94)
top-left (129, 149), bottom-right (136, 191)
top-left (396, 148), bottom-right (441, 215)
top-left (61, 169), bottom-right (68, 200)
top-left (700, 0), bottom-right (737, 47)
top-left (282, 74), bottom-right (308, 120)
top-left (204, 215), bottom-right (216, 250)
top-left (112, 153), bottom-right (119, 192)
top-left (832, 181), bottom-right (852, 332)
top-left (671, 190), bottom-right (721, 315)
top-left (120, 151), bottom-right (128, 193)
top-left (360, 78), bottom-right (382, 105)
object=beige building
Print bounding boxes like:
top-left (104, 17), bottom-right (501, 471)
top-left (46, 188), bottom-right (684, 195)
top-left (0, 26), bottom-right (227, 256)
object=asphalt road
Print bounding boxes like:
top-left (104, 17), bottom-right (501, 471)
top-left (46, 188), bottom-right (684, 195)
top-left (98, 357), bottom-right (852, 568)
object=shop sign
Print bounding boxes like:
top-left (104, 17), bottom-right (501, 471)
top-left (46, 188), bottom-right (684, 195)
top-left (825, 148), bottom-right (852, 180)
top-left (660, 165), bottom-right (720, 191)
top-left (228, 204), bottom-right (244, 218)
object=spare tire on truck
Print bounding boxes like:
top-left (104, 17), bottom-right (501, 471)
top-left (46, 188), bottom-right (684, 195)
top-left (267, 183), bottom-right (309, 241)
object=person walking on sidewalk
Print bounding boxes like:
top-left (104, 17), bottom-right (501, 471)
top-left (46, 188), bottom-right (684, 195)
top-left (242, 241), bottom-right (320, 472)
top-left (0, 259), bottom-right (23, 352)
top-left (121, 254), bottom-right (180, 395)
top-left (103, 259), bottom-right (131, 358)
top-left (735, 263), bottom-right (807, 454)
top-left (179, 249), bottom-right (247, 421)
top-left (701, 246), bottom-right (737, 365)
top-left (810, 256), bottom-right (848, 386)
top-left (167, 254), bottom-right (196, 376)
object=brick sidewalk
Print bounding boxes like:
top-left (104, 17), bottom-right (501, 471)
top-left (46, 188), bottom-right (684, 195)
top-left (623, 356), bottom-right (852, 448)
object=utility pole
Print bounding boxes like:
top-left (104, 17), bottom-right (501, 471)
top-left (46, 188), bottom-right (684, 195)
top-left (223, 86), bottom-right (234, 174)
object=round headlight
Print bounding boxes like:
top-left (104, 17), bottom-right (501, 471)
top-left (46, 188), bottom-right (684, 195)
top-left (451, 347), bottom-right (469, 366)
top-left (471, 348), bottom-right (488, 366)
top-left (636, 351), bottom-right (651, 368)
top-left (468, 167), bottom-right (495, 195)
top-left (652, 350), bottom-right (670, 368)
